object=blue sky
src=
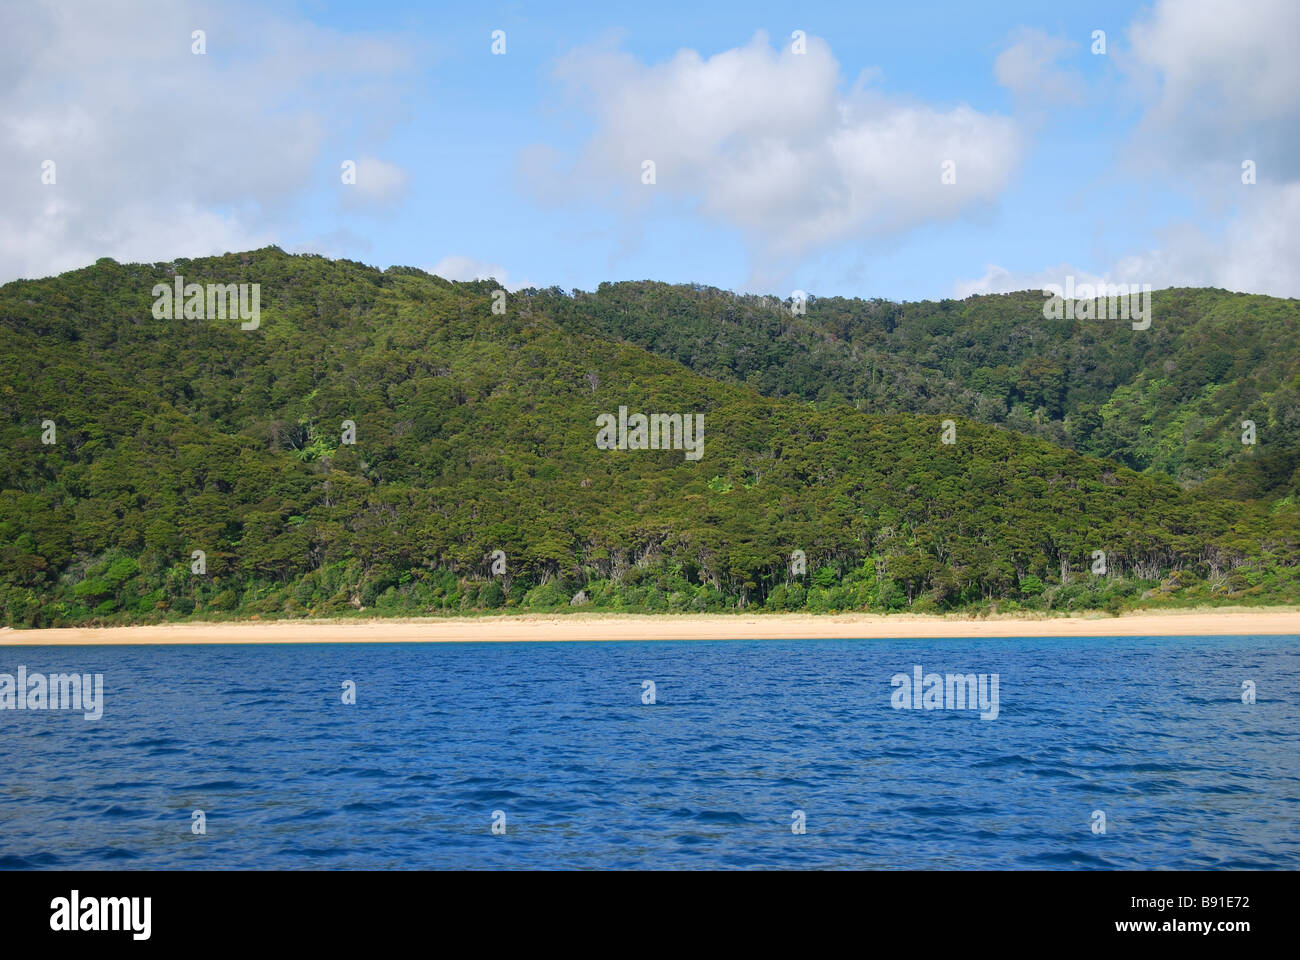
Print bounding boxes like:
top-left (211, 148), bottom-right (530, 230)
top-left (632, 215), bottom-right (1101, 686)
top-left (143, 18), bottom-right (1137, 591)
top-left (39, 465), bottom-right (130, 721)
top-left (5, 0), bottom-right (1299, 300)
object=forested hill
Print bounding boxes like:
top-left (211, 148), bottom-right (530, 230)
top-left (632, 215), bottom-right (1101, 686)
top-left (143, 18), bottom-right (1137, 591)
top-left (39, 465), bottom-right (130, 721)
top-left (533, 281), bottom-right (1300, 492)
top-left (0, 248), bottom-right (1296, 627)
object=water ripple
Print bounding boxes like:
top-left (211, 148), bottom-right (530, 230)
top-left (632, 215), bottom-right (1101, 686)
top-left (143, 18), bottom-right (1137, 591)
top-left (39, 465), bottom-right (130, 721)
top-left (0, 635), bottom-right (1296, 869)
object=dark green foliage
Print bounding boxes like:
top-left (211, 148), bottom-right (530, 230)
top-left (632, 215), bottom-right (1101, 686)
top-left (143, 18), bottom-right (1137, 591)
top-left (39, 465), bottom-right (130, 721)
top-left (533, 281), bottom-right (1300, 492)
top-left (0, 249), bottom-right (1296, 626)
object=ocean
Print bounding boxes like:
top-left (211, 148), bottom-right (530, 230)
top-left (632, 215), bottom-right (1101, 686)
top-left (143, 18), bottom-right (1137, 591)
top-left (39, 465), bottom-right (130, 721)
top-left (1, 635), bottom-right (1297, 869)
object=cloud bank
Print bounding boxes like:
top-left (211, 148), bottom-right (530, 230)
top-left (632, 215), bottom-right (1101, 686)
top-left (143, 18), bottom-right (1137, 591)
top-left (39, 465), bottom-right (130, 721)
top-left (521, 31), bottom-right (1021, 281)
top-left (0, 0), bottom-right (411, 281)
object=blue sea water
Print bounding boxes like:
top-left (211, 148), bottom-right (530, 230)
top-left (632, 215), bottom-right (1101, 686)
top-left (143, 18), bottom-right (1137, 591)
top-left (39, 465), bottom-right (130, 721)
top-left (0, 635), bottom-right (1297, 870)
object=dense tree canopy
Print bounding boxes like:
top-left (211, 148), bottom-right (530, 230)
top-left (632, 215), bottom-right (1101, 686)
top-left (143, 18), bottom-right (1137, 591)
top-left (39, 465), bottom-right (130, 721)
top-left (1, 249), bottom-right (1295, 626)
top-left (535, 280), bottom-right (1300, 490)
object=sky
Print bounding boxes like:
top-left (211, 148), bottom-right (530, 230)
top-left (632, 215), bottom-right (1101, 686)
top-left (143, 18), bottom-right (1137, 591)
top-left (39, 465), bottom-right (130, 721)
top-left (4, 0), bottom-right (1299, 301)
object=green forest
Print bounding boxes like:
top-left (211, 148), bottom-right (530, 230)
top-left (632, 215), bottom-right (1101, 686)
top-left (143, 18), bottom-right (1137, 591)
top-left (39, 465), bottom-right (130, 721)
top-left (1, 248), bottom-right (1297, 627)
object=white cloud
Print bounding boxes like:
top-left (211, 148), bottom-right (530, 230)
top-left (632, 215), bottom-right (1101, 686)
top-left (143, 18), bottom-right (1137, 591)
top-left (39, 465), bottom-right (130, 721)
top-left (961, 1), bottom-right (1300, 301)
top-left (429, 255), bottom-right (517, 289)
top-left (0, 0), bottom-right (411, 282)
top-left (994, 29), bottom-right (1083, 105)
top-left (1111, 182), bottom-right (1300, 296)
top-left (343, 155), bottom-right (410, 206)
top-left (522, 32), bottom-right (1021, 276)
top-left (954, 263), bottom-right (1106, 299)
top-left (1127, 0), bottom-right (1300, 178)
top-left (957, 182), bottom-right (1300, 299)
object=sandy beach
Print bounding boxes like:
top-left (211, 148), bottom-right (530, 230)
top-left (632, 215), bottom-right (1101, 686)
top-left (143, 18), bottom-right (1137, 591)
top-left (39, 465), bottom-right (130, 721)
top-left (1, 607), bottom-right (1296, 644)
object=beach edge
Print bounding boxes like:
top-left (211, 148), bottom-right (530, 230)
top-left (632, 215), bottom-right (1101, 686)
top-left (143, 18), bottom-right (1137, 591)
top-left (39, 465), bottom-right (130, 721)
top-left (2, 607), bottom-right (1297, 643)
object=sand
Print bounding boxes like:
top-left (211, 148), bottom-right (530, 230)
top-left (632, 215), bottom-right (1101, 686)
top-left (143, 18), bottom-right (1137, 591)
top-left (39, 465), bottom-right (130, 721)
top-left (0, 607), bottom-right (1296, 644)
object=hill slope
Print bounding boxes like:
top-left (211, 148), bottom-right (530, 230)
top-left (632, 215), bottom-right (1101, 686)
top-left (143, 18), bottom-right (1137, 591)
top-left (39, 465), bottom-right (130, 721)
top-left (533, 281), bottom-right (1300, 492)
top-left (1, 249), bottom-right (1296, 626)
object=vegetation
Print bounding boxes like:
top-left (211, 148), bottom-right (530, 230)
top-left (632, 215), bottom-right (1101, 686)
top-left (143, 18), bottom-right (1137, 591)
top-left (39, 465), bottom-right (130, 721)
top-left (1, 249), bottom-right (1296, 627)
top-left (537, 281), bottom-right (1300, 490)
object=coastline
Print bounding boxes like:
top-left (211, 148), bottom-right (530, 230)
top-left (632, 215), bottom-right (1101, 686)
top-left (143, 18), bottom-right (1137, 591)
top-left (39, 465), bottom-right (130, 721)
top-left (1, 606), bottom-right (1296, 644)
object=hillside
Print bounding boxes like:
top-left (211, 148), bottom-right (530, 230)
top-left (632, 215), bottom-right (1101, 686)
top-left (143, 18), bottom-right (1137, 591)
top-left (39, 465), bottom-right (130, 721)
top-left (534, 281), bottom-right (1300, 493)
top-left (0, 249), bottom-right (1296, 626)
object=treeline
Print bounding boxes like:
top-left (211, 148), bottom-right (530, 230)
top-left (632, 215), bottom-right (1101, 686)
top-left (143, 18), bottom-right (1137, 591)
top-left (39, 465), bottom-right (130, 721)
top-left (527, 280), bottom-right (1300, 491)
top-left (0, 249), bottom-right (1296, 627)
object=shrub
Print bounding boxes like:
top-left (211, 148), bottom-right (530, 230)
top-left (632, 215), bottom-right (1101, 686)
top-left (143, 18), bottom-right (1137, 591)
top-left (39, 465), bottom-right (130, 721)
top-left (479, 581), bottom-right (505, 608)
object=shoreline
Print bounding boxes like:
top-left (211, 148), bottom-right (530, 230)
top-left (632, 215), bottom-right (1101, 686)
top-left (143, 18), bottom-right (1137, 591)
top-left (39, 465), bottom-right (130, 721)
top-left (1, 607), bottom-right (1296, 644)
